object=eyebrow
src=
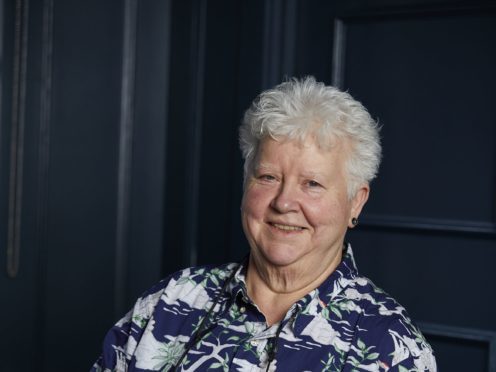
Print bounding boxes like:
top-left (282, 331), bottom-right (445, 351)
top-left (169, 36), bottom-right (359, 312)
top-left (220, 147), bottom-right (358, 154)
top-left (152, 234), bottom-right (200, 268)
top-left (301, 171), bottom-right (327, 180)
top-left (254, 164), bottom-right (326, 180)
top-left (254, 163), bottom-right (274, 171)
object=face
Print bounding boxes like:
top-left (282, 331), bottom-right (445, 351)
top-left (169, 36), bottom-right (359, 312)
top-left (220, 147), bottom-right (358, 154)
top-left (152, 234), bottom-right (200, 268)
top-left (241, 137), bottom-right (369, 269)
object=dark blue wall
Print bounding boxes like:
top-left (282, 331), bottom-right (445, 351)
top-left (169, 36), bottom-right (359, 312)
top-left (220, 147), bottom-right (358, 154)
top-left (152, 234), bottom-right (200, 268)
top-left (0, 0), bottom-right (495, 370)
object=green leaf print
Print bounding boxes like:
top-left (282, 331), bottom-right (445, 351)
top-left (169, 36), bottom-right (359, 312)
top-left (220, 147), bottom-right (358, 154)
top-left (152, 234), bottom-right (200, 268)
top-left (367, 352), bottom-right (380, 360)
top-left (208, 353), bottom-right (230, 372)
top-left (320, 353), bottom-right (335, 371)
top-left (151, 340), bottom-right (185, 371)
top-left (357, 339), bottom-right (366, 350)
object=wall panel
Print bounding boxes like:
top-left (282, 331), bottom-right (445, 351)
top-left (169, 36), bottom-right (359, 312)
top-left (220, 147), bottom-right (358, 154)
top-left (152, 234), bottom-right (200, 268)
top-left (0, 1), bottom-right (39, 371)
top-left (335, 3), bottom-right (496, 370)
top-left (349, 229), bottom-right (496, 330)
top-left (126, 0), bottom-right (171, 309)
top-left (339, 12), bottom-right (496, 232)
top-left (42, 0), bottom-right (123, 368)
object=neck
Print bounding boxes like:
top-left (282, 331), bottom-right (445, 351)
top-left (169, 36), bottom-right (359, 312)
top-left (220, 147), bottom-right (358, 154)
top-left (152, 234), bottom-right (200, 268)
top-left (246, 247), bottom-right (343, 325)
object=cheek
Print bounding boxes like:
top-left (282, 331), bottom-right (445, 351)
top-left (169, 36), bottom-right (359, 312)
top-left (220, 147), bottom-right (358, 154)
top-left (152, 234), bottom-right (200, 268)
top-left (242, 186), bottom-right (270, 219)
top-left (304, 197), bottom-right (351, 228)
top-left (241, 188), bottom-right (270, 245)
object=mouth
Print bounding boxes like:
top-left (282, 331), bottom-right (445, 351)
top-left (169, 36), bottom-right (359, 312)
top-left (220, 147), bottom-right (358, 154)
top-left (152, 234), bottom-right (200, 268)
top-left (268, 222), bottom-right (305, 232)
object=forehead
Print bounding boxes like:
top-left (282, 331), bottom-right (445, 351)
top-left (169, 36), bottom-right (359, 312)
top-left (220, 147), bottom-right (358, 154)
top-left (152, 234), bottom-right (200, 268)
top-left (254, 137), bottom-right (349, 173)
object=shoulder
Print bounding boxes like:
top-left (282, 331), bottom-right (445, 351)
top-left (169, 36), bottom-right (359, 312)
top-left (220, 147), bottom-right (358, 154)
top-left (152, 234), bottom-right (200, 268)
top-left (128, 262), bottom-right (238, 350)
top-left (135, 262), bottom-right (238, 314)
top-left (344, 276), bottom-right (436, 371)
top-left (343, 275), bottom-right (409, 320)
top-left (93, 262), bottom-right (238, 370)
top-left (347, 316), bottom-right (436, 371)
top-left (143, 261), bottom-right (237, 293)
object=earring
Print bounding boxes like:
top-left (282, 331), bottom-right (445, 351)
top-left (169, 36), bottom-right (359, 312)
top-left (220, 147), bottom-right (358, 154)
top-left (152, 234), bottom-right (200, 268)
top-left (351, 217), bottom-right (358, 226)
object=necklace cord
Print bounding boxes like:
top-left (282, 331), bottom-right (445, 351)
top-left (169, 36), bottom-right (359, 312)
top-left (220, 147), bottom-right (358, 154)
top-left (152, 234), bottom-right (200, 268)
top-left (170, 265), bottom-right (239, 371)
top-left (265, 307), bottom-right (299, 372)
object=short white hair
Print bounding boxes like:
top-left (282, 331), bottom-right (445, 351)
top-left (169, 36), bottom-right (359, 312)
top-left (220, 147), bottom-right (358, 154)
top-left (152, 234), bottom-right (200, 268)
top-left (239, 76), bottom-right (382, 198)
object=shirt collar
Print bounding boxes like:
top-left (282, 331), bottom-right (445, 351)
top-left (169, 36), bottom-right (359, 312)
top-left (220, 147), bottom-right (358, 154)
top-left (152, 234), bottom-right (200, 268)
top-left (291, 243), bottom-right (359, 333)
top-left (225, 243), bottom-right (359, 335)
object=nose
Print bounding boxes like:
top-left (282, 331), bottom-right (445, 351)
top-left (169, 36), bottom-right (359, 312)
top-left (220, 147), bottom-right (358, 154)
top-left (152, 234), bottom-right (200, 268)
top-left (270, 181), bottom-right (299, 213)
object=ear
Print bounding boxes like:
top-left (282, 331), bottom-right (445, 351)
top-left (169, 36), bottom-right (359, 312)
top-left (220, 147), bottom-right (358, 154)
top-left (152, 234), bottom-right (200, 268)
top-left (348, 184), bottom-right (370, 228)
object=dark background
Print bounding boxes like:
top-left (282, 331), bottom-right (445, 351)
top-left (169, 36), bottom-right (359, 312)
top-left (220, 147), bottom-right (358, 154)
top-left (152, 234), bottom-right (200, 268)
top-left (1, 0), bottom-right (495, 371)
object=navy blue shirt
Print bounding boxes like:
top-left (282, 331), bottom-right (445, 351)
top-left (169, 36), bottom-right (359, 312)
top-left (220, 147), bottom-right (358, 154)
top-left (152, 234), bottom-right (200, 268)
top-left (92, 245), bottom-right (436, 371)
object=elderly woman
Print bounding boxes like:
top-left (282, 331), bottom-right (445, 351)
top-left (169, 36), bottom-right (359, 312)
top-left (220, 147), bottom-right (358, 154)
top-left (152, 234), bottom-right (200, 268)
top-left (93, 77), bottom-right (436, 371)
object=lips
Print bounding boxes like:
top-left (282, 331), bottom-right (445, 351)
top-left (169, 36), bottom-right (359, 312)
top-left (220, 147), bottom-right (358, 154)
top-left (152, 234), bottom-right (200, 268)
top-left (269, 222), bottom-right (305, 231)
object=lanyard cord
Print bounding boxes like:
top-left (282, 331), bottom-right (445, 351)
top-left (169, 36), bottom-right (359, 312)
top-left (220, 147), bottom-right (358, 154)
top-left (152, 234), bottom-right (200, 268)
top-left (171, 265), bottom-right (239, 372)
top-left (265, 307), bottom-right (299, 372)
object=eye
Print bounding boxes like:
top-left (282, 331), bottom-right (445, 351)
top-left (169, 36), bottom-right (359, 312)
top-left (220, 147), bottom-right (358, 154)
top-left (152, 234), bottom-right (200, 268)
top-left (258, 174), bottom-right (276, 182)
top-left (306, 180), bottom-right (322, 188)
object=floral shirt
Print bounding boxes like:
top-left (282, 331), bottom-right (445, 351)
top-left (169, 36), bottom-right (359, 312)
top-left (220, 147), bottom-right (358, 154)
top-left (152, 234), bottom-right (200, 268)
top-left (92, 245), bottom-right (436, 371)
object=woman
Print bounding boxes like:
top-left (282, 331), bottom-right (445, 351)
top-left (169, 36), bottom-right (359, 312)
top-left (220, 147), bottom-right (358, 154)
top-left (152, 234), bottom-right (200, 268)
top-left (93, 77), bottom-right (436, 371)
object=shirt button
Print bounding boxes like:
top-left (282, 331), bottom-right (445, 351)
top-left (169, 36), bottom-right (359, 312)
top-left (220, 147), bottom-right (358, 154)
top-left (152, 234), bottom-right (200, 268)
top-left (240, 306), bottom-right (246, 313)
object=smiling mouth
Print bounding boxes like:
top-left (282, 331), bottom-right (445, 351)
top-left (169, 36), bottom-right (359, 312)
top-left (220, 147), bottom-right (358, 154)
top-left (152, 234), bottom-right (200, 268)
top-left (269, 222), bottom-right (305, 231)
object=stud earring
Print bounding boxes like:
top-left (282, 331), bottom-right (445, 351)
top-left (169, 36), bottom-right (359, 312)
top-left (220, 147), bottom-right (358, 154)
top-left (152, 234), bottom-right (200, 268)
top-left (351, 217), bottom-right (358, 226)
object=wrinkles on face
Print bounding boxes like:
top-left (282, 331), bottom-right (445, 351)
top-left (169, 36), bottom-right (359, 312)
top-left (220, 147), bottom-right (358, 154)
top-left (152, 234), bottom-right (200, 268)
top-left (241, 137), bottom-right (361, 294)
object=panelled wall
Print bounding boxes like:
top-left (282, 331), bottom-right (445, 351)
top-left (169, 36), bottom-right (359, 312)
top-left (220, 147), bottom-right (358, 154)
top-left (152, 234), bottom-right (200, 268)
top-left (0, 0), bottom-right (494, 371)
top-left (336, 4), bottom-right (496, 371)
top-left (0, 0), bottom-right (170, 370)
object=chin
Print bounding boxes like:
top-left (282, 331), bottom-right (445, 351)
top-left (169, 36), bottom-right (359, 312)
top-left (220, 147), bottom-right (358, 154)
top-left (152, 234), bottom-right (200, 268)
top-left (258, 246), bottom-right (306, 268)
